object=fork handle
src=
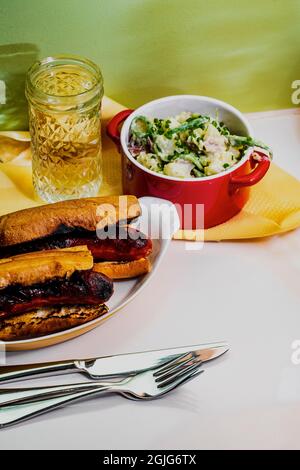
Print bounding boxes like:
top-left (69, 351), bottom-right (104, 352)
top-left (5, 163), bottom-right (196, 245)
top-left (0, 380), bottom-right (119, 407)
top-left (0, 386), bottom-right (110, 429)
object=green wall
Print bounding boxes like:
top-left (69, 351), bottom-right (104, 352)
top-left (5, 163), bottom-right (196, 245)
top-left (0, 0), bottom-right (300, 129)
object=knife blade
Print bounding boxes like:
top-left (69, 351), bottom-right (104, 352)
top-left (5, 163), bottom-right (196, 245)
top-left (0, 342), bottom-right (228, 383)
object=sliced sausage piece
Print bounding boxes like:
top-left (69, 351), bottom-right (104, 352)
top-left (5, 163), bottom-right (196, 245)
top-left (0, 227), bottom-right (152, 262)
top-left (0, 270), bottom-right (114, 319)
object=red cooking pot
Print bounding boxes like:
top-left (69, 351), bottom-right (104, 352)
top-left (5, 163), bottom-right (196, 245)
top-left (107, 95), bottom-right (271, 229)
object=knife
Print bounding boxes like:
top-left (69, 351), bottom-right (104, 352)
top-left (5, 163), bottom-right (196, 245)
top-left (0, 342), bottom-right (228, 383)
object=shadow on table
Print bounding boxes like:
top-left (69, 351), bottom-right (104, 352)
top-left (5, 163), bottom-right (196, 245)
top-left (0, 43), bottom-right (39, 131)
top-left (29, 386), bottom-right (204, 430)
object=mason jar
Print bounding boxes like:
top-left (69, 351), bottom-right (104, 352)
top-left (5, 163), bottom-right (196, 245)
top-left (26, 55), bottom-right (104, 202)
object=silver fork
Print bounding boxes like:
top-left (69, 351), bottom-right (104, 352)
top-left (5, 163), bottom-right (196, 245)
top-left (0, 353), bottom-right (203, 428)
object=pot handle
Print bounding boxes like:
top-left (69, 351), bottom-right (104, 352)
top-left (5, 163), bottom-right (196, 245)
top-left (106, 109), bottom-right (134, 146)
top-left (230, 150), bottom-right (271, 189)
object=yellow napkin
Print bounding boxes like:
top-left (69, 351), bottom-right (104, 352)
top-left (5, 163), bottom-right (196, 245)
top-left (1, 96), bottom-right (300, 241)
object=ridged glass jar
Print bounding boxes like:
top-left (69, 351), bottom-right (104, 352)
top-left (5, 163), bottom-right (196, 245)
top-left (26, 55), bottom-right (104, 202)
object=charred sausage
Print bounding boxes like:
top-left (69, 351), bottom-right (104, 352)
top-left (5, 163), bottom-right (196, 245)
top-left (0, 270), bottom-right (114, 319)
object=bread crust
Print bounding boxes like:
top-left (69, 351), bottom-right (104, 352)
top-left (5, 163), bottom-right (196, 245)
top-left (0, 195), bottom-right (141, 247)
top-left (0, 246), bottom-right (93, 289)
top-left (93, 257), bottom-right (151, 279)
top-left (0, 304), bottom-right (108, 341)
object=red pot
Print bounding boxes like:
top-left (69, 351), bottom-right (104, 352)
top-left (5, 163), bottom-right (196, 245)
top-left (107, 95), bottom-right (271, 229)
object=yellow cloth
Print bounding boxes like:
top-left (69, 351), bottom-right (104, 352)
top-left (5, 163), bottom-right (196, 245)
top-left (1, 96), bottom-right (300, 241)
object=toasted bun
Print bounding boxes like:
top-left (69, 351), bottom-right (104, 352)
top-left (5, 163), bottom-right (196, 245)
top-left (0, 304), bottom-right (108, 341)
top-left (0, 195), bottom-right (141, 247)
top-left (0, 246), bottom-right (93, 289)
top-left (93, 257), bottom-right (151, 279)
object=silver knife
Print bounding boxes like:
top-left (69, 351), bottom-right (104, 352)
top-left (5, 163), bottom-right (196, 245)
top-left (0, 342), bottom-right (228, 383)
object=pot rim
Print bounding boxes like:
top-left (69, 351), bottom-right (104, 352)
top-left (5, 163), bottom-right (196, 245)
top-left (120, 94), bottom-right (254, 182)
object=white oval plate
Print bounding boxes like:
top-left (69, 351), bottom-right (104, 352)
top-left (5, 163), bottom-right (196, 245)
top-left (3, 197), bottom-right (179, 351)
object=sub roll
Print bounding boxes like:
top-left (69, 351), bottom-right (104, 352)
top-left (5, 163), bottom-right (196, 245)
top-left (0, 195), bottom-right (152, 279)
top-left (0, 247), bottom-right (113, 340)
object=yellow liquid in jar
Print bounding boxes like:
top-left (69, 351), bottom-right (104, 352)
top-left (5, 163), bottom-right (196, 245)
top-left (29, 64), bottom-right (102, 202)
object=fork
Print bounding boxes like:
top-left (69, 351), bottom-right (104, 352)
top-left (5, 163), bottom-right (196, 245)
top-left (0, 352), bottom-right (200, 406)
top-left (0, 353), bottom-right (203, 428)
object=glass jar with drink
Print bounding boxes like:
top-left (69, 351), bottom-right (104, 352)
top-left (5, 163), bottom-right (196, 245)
top-left (26, 55), bottom-right (103, 202)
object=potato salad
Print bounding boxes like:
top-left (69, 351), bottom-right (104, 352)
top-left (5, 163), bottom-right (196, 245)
top-left (128, 112), bottom-right (271, 178)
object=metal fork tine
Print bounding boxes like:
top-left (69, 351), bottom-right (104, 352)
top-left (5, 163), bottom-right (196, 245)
top-left (154, 357), bottom-right (201, 383)
top-left (157, 361), bottom-right (202, 388)
top-left (153, 352), bottom-right (193, 376)
top-left (160, 369), bottom-right (204, 394)
top-left (153, 353), bottom-right (196, 378)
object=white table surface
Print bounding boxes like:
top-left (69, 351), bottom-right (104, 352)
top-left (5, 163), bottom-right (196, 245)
top-left (1, 109), bottom-right (300, 450)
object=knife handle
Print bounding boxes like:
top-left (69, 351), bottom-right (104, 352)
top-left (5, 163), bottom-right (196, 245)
top-left (0, 360), bottom-right (77, 383)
